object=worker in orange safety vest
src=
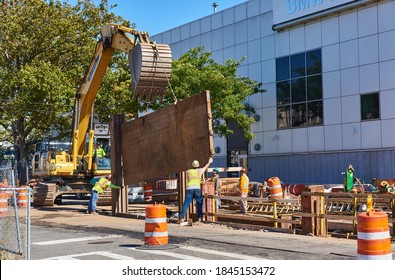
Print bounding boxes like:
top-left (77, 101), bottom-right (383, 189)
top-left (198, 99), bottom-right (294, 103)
top-left (238, 167), bottom-right (249, 214)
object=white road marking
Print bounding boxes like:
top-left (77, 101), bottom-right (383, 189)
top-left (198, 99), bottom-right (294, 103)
top-left (41, 251), bottom-right (135, 260)
top-left (130, 248), bottom-right (204, 260)
top-left (180, 245), bottom-right (267, 260)
top-left (33, 235), bottom-right (122, 245)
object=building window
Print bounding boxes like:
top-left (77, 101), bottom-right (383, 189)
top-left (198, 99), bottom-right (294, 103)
top-left (361, 93), bottom-right (380, 120)
top-left (276, 49), bottom-right (323, 129)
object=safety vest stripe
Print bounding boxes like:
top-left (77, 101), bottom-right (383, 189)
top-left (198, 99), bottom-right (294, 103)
top-left (144, 231), bottom-right (168, 237)
top-left (357, 231), bottom-right (390, 240)
top-left (145, 218), bottom-right (167, 223)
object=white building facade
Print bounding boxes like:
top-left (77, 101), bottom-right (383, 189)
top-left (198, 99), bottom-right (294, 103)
top-left (153, 0), bottom-right (395, 184)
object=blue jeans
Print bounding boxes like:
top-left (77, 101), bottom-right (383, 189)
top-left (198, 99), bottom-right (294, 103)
top-left (88, 190), bottom-right (99, 213)
top-left (180, 188), bottom-right (203, 220)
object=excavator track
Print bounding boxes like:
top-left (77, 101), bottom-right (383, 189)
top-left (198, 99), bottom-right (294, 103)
top-left (32, 180), bottom-right (112, 207)
top-left (32, 182), bottom-right (58, 207)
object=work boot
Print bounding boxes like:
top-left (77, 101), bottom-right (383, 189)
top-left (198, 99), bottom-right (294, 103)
top-left (91, 211), bottom-right (99, 215)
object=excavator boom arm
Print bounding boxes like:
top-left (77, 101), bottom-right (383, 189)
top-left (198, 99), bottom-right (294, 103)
top-left (72, 24), bottom-right (172, 171)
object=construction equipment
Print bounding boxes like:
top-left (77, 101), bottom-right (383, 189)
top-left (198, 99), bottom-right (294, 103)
top-left (31, 24), bottom-right (172, 206)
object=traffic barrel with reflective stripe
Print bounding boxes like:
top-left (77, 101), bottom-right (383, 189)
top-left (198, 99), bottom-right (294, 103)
top-left (144, 204), bottom-right (168, 246)
top-left (17, 187), bottom-right (28, 208)
top-left (0, 192), bottom-right (8, 218)
top-left (0, 183), bottom-right (12, 198)
top-left (357, 210), bottom-right (392, 260)
top-left (267, 177), bottom-right (283, 199)
top-left (144, 182), bottom-right (153, 201)
top-left (282, 184), bottom-right (305, 196)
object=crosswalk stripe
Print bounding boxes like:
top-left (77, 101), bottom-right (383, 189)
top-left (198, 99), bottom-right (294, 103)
top-left (180, 245), bottom-right (267, 260)
top-left (130, 248), bottom-right (204, 260)
top-left (33, 235), bottom-right (122, 245)
top-left (41, 251), bottom-right (135, 260)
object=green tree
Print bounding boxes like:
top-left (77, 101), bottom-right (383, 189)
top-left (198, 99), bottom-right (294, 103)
top-left (0, 0), bottom-right (130, 160)
top-left (156, 47), bottom-right (264, 142)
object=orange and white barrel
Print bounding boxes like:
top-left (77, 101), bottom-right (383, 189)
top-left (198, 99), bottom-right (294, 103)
top-left (267, 177), bottom-right (283, 199)
top-left (144, 182), bottom-right (153, 201)
top-left (5, 189), bottom-right (13, 199)
top-left (357, 211), bottom-right (392, 260)
top-left (282, 184), bottom-right (305, 196)
top-left (0, 183), bottom-right (12, 198)
top-left (17, 187), bottom-right (28, 208)
top-left (0, 192), bottom-right (8, 218)
top-left (144, 204), bottom-right (168, 246)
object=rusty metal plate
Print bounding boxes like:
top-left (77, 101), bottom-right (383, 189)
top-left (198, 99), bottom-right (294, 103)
top-left (121, 91), bottom-right (213, 184)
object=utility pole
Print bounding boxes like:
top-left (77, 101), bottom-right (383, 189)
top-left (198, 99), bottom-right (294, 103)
top-left (212, 2), bottom-right (218, 13)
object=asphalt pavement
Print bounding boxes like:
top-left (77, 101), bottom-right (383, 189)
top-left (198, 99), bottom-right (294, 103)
top-left (28, 201), bottom-right (395, 260)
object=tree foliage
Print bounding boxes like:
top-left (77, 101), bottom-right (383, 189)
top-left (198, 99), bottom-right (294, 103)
top-left (0, 0), bottom-right (130, 159)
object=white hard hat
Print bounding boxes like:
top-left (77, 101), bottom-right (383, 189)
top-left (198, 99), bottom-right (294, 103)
top-left (192, 160), bottom-right (200, 168)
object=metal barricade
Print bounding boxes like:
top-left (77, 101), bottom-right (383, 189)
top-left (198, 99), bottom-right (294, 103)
top-left (153, 179), bottom-right (178, 199)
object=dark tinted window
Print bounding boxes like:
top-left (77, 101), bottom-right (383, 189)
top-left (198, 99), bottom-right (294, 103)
top-left (291, 78), bottom-right (306, 103)
top-left (277, 105), bottom-right (291, 129)
top-left (307, 74), bottom-right (322, 101)
top-left (361, 93), bottom-right (380, 120)
top-left (308, 101), bottom-right (323, 125)
top-left (276, 49), bottom-right (323, 129)
top-left (292, 103), bottom-right (307, 127)
top-left (276, 56), bottom-right (290, 81)
top-left (291, 53), bottom-right (305, 78)
top-left (306, 49), bottom-right (322, 75)
top-left (277, 81), bottom-right (290, 105)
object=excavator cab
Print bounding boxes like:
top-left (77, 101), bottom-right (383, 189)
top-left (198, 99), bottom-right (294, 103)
top-left (92, 137), bottom-right (111, 170)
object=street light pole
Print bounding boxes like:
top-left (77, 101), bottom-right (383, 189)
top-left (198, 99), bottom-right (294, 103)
top-left (212, 2), bottom-right (219, 13)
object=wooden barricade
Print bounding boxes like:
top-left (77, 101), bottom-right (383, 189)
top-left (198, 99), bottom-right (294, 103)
top-left (300, 192), bottom-right (395, 238)
top-left (201, 182), bottom-right (215, 221)
top-left (202, 185), bottom-right (394, 239)
top-left (301, 185), bottom-right (327, 237)
top-left (202, 194), bottom-right (301, 233)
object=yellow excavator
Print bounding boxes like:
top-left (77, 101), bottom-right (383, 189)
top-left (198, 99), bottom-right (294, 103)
top-left (31, 24), bottom-right (172, 206)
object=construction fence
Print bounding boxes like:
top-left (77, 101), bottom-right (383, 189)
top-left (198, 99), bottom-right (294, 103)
top-left (0, 160), bottom-right (31, 260)
top-left (0, 187), bottom-right (31, 260)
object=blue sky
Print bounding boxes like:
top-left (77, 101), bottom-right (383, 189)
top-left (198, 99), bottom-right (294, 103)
top-left (84, 0), bottom-right (246, 35)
